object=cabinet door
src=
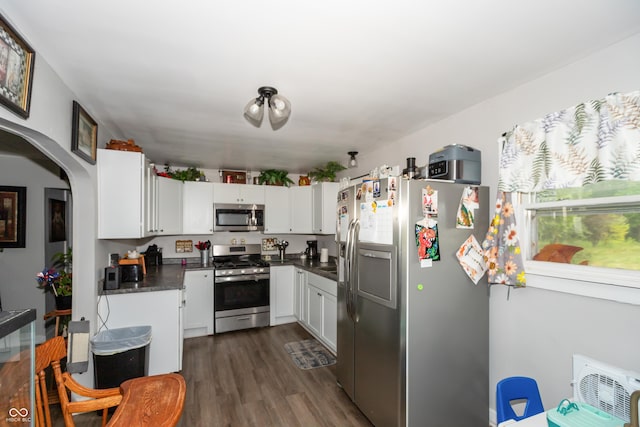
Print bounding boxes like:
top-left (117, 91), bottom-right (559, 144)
top-left (322, 292), bottom-right (337, 351)
top-left (213, 183), bottom-right (265, 204)
top-left (306, 284), bottom-right (323, 336)
top-left (264, 186), bottom-right (290, 234)
top-left (183, 181), bottom-right (214, 234)
top-left (290, 186), bottom-right (312, 233)
top-left (157, 177), bottom-right (183, 235)
top-left (96, 290), bottom-right (182, 375)
top-left (240, 185), bottom-right (265, 204)
top-left (183, 270), bottom-right (214, 338)
top-left (97, 149), bottom-right (145, 238)
top-left (312, 182), bottom-right (339, 234)
top-left (270, 266), bottom-right (296, 325)
top-left (294, 268), bottom-right (307, 322)
top-left (144, 162), bottom-right (157, 236)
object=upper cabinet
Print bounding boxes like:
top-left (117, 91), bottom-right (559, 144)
top-left (312, 182), bottom-right (339, 235)
top-left (98, 149), bottom-right (182, 238)
top-left (290, 186), bottom-right (312, 234)
top-left (213, 183), bottom-right (264, 205)
top-left (182, 181), bottom-right (214, 234)
top-left (98, 149), bottom-right (147, 239)
top-left (156, 176), bottom-right (182, 235)
top-left (264, 186), bottom-right (290, 234)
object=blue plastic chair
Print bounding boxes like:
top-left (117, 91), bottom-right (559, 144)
top-left (496, 376), bottom-right (544, 424)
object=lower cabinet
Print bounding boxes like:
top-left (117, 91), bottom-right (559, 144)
top-left (97, 289), bottom-right (183, 375)
top-left (294, 268), bottom-right (307, 323)
top-left (183, 269), bottom-right (214, 338)
top-left (301, 271), bottom-right (337, 353)
top-left (270, 265), bottom-right (296, 326)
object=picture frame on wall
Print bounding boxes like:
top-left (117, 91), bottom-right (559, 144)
top-left (71, 100), bottom-right (98, 164)
top-left (48, 198), bottom-right (66, 242)
top-left (0, 186), bottom-right (27, 248)
top-left (0, 13), bottom-right (36, 119)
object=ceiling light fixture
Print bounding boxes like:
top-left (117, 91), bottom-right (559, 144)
top-left (243, 86), bottom-right (291, 130)
top-left (348, 151), bottom-right (358, 168)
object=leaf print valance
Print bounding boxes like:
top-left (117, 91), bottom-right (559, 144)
top-left (498, 90), bottom-right (640, 192)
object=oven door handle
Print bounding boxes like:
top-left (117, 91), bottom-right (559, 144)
top-left (215, 274), bottom-right (270, 283)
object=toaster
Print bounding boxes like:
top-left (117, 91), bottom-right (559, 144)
top-left (120, 264), bottom-right (144, 282)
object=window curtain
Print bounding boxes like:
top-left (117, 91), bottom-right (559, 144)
top-left (482, 90), bottom-right (640, 287)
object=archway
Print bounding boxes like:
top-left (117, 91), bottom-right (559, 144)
top-left (0, 117), bottom-right (98, 345)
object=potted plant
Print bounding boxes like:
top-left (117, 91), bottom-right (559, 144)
top-left (158, 165), bottom-right (205, 181)
top-left (258, 169), bottom-right (294, 187)
top-left (308, 161), bottom-right (346, 182)
top-left (36, 248), bottom-right (73, 309)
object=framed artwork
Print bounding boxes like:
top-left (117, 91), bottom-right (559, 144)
top-left (71, 100), bottom-right (97, 164)
top-left (48, 198), bottom-right (66, 242)
top-left (0, 186), bottom-right (26, 248)
top-left (0, 13), bottom-right (35, 119)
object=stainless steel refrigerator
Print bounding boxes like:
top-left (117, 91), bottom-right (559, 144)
top-left (336, 177), bottom-right (489, 427)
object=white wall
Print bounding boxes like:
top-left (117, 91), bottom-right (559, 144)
top-left (0, 152), bottom-right (69, 340)
top-left (340, 33), bottom-right (640, 422)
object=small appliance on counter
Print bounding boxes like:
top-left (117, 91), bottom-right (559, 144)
top-left (104, 266), bottom-right (120, 290)
top-left (305, 240), bottom-right (318, 259)
top-left (142, 244), bottom-right (163, 267)
top-left (428, 144), bottom-right (481, 184)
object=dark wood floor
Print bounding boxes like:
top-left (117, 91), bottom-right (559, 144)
top-left (51, 323), bottom-right (373, 426)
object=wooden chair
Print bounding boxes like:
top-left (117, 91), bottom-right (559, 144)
top-left (106, 373), bottom-right (186, 427)
top-left (36, 336), bottom-right (123, 427)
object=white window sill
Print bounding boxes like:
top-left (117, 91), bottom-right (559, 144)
top-left (524, 261), bottom-right (640, 305)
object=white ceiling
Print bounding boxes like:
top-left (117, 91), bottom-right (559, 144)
top-left (3, 1), bottom-right (640, 173)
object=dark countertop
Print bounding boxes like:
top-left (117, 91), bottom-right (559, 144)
top-left (99, 261), bottom-right (214, 295)
top-left (100, 255), bottom-right (337, 296)
top-left (264, 255), bottom-right (338, 281)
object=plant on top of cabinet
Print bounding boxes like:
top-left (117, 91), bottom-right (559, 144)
top-left (308, 161), bottom-right (346, 182)
top-left (158, 165), bottom-right (205, 182)
top-left (258, 169), bottom-right (294, 187)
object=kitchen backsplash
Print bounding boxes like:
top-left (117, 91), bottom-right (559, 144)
top-left (134, 232), bottom-right (337, 260)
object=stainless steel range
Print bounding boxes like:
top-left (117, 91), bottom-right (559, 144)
top-left (212, 244), bottom-right (270, 333)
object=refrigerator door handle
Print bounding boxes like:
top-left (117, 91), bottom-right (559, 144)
top-left (345, 219), bottom-right (354, 320)
top-left (350, 219), bottom-right (360, 323)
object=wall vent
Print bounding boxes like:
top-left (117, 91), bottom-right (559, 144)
top-left (573, 354), bottom-right (640, 422)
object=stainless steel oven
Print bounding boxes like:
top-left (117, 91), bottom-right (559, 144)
top-left (213, 244), bottom-right (270, 333)
top-left (213, 203), bottom-right (264, 232)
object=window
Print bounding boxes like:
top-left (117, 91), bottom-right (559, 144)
top-left (521, 180), bottom-right (640, 289)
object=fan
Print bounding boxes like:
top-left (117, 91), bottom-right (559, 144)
top-left (573, 354), bottom-right (640, 422)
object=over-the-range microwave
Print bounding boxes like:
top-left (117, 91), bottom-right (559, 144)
top-left (213, 203), bottom-right (265, 232)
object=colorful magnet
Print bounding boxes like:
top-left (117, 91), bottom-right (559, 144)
top-left (373, 180), bottom-right (381, 198)
top-left (389, 177), bottom-right (397, 191)
top-left (456, 186), bottom-right (480, 229)
top-left (422, 186), bottom-right (438, 216)
top-left (415, 218), bottom-right (440, 261)
top-left (456, 234), bottom-right (487, 285)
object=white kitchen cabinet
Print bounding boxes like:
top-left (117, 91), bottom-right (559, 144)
top-left (213, 183), bottom-right (264, 205)
top-left (183, 269), bottom-right (214, 338)
top-left (156, 176), bottom-right (183, 235)
top-left (97, 289), bottom-right (183, 375)
top-left (264, 185), bottom-right (290, 234)
top-left (312, 182), bottom-right (339, 234)
top-left (289, 186), bottom-right (313, 233)
top-left (270, 265), bottom-right (296, 326)
top-left (98, 149), bottom-right (147, 238)
top-left (144, 162), bottom-right (158, 236)
top-left (182, 181), bottom-right (214, 234)
top-left (305, 272), bottom-right (337, 352)
top-left (294, 268), bottom-right (307, 322)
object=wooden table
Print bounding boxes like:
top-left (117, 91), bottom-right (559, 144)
top-left (107, 373), bottom-right (186, 427)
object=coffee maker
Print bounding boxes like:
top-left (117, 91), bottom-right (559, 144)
top-left (305, 240), bottom-right (318, 259)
